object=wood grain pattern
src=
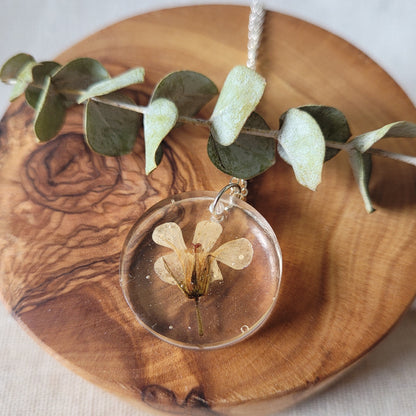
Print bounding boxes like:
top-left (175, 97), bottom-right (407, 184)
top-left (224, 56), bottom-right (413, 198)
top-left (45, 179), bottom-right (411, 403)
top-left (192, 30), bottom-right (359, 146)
top-left (1, 5), bottom-right (416, 415)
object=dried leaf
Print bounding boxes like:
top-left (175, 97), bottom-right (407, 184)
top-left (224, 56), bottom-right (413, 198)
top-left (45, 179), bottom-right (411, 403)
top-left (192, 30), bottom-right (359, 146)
top-left (77, 67), bottom-right (145, 104)
top-left (210, 66), bottom-right (266, 146)
top-left (52, 58), bottom-right (110, 106)
top-left (353, 121), bottom-right (416, 153)
top-left (0, 53), bottom-right (34, 83)
top-left (25, 61), bottom-right (61, 108)
top-left (348, 149), bottom-right (374, 213)
top-left (151, 70), bottom-right (218, 116)
top-left (34, 76), bottom-right (66, 142)
top-left (298, 105), bottom-right (351, 161)
top-left (278, 108), bottom-right (326, 191)
top-left (84, 92), bottom-right (140, 156)
top-left (207, 112), bottom-right (275, 179)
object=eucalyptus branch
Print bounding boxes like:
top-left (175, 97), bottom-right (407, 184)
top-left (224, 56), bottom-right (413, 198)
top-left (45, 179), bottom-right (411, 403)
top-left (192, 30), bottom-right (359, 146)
top-left (178, 116), bottom-right (280, 139)
top-left (324, 140), bottom-right (352, 151)
top-left (241, 126), bottom-right (279, 139)
top-left (325, 139), bottom-right (416, 167)
top-left (91, 96), bottom-right (147, 114)
top-left (177, 115), bottom-right (211, 128)
top-left (366, 148), bottom-right (416, 167)
top-left (1, 53), bottom-right (416, 213)
top-left (90, 97), bottom-right (279, 139)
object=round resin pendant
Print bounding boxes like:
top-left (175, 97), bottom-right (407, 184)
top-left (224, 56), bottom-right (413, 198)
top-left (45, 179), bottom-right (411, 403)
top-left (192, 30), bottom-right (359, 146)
top-left (120, 190), bottom-right (282, 349)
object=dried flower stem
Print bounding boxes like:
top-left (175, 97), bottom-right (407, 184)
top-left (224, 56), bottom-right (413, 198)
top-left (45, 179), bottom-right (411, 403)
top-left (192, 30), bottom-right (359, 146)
top-left (195, 298), bottom-right (204, 337)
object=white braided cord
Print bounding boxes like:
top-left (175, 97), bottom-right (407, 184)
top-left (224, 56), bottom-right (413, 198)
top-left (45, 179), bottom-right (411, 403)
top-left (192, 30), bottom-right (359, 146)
top-left (246, 0), bottom-right (265, 71)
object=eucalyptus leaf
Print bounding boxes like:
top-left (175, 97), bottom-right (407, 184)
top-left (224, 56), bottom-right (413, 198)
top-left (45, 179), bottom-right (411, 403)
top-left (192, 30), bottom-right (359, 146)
top-left (298, 105), bottom-right (351, 161)
top-left (277, 143), bottom-right (291, 165)
top-left (9, 60), bottom-right (36, 101)
top-left (84, 92), bottom-right (140, 156)
top-left (210, 65), bottom-right (266, 146)
top-left (52, 58), bottom-right (110, 106)
top-left (278, 108), bottom-right (326, 191)
top-left (349, 149), bottom-right (374, 213)
top-left (77, 67), bottom-right (145, 103)
top-left (154, 143), bottom-right (164, 167)
top-left (0, 53), bottom-right (34, 83)
top-left (207, 112), bottom-right (275, 179)
top-left (144, 98), bottom-right (178, 174)
top-left (151, 70), bottom-right (218, 117)
top-left (25, 61), bottom-right (61, 108)
top-left (353, 121), bottom-right (416, 153)
top-left (34, 76), bottom-right (66, 142)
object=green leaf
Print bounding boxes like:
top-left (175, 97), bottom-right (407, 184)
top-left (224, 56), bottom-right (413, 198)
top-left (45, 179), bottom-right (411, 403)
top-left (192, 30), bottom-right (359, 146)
top-left (25, 61), bottom-right (61, 108)
top-left (77, 67), bottom-right (145, 103)
top-left (144, 98), bottom-right (178, 174)
top-left (278, 108), bottom-right (326, 191)
top-left (276, 142), bottom-right (291, 165)
top-left (207, 112), bottom-right (275, 179)
top-left (154, 143), bottom-right (164, 167)
top-left (151, 70), bottom-right (218, 117)
top-left (51, 58), bottom-right (110, 106)
top-left (9, 60), bottom-right (36, 101)
top-left (34, 76), bottom-right (66, 142)
top-left (348, 149), bottom-right (374, 213)
top-left (298, 105), bottom-right (351, 161)
top-left (0, 53), bottom-right (34, 83)
top-left (84, 92), bottom-right (140, 156)
top-left (210, 65), bottom-right (266, 146)
top-left (353, 121), bottom-right (416, 153)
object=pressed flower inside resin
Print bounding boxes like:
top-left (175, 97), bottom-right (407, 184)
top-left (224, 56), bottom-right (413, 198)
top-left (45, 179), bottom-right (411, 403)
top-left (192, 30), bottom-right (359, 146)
top-left (120, 191), bottom-right (282, 349)
top-left (152, 220), bottom-right (253, 336)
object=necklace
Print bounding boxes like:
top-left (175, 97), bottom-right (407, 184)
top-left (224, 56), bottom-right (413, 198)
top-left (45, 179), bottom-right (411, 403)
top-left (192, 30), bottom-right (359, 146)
top-left (119, 1), bottom-right (282, 349)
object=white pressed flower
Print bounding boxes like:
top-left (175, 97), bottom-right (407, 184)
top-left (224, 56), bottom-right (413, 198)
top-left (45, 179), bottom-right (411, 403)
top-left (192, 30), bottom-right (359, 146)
top-left (152, 220), bottom-right (253, 335)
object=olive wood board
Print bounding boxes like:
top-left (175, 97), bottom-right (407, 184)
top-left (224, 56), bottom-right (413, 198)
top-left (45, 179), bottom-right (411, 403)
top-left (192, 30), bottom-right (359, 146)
top-left (0, 5), bottom-right (415, 416)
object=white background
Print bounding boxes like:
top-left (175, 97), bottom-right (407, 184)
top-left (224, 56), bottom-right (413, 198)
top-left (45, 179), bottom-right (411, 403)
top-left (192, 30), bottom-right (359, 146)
top-left (0, 1), bottom-right (415, 415)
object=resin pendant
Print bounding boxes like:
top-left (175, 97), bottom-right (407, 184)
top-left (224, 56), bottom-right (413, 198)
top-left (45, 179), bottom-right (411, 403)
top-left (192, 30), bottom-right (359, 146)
top-left (120, 185), bottom-right (282, 349)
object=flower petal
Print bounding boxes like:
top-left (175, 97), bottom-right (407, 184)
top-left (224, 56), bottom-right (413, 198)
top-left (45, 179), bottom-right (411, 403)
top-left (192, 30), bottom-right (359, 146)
top-left (212, 238), bottom-right (253, 269)
top-left (152, 222), bottom-right (186, 252)
top-left (154, 252), bottom-right (185, 285)
top-left (192, 220), bottom-right (222, 252)
top-left (210, 259), bottom-right (223, 282)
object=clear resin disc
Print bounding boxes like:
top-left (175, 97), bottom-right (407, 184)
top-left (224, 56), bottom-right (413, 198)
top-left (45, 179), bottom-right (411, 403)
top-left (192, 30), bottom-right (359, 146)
top-left (120, 191), bottom-right (282, 349)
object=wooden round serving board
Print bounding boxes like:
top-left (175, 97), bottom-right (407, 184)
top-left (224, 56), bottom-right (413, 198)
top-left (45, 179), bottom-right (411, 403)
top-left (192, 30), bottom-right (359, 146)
top-left (1, 5), bottom-right (416, 415)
